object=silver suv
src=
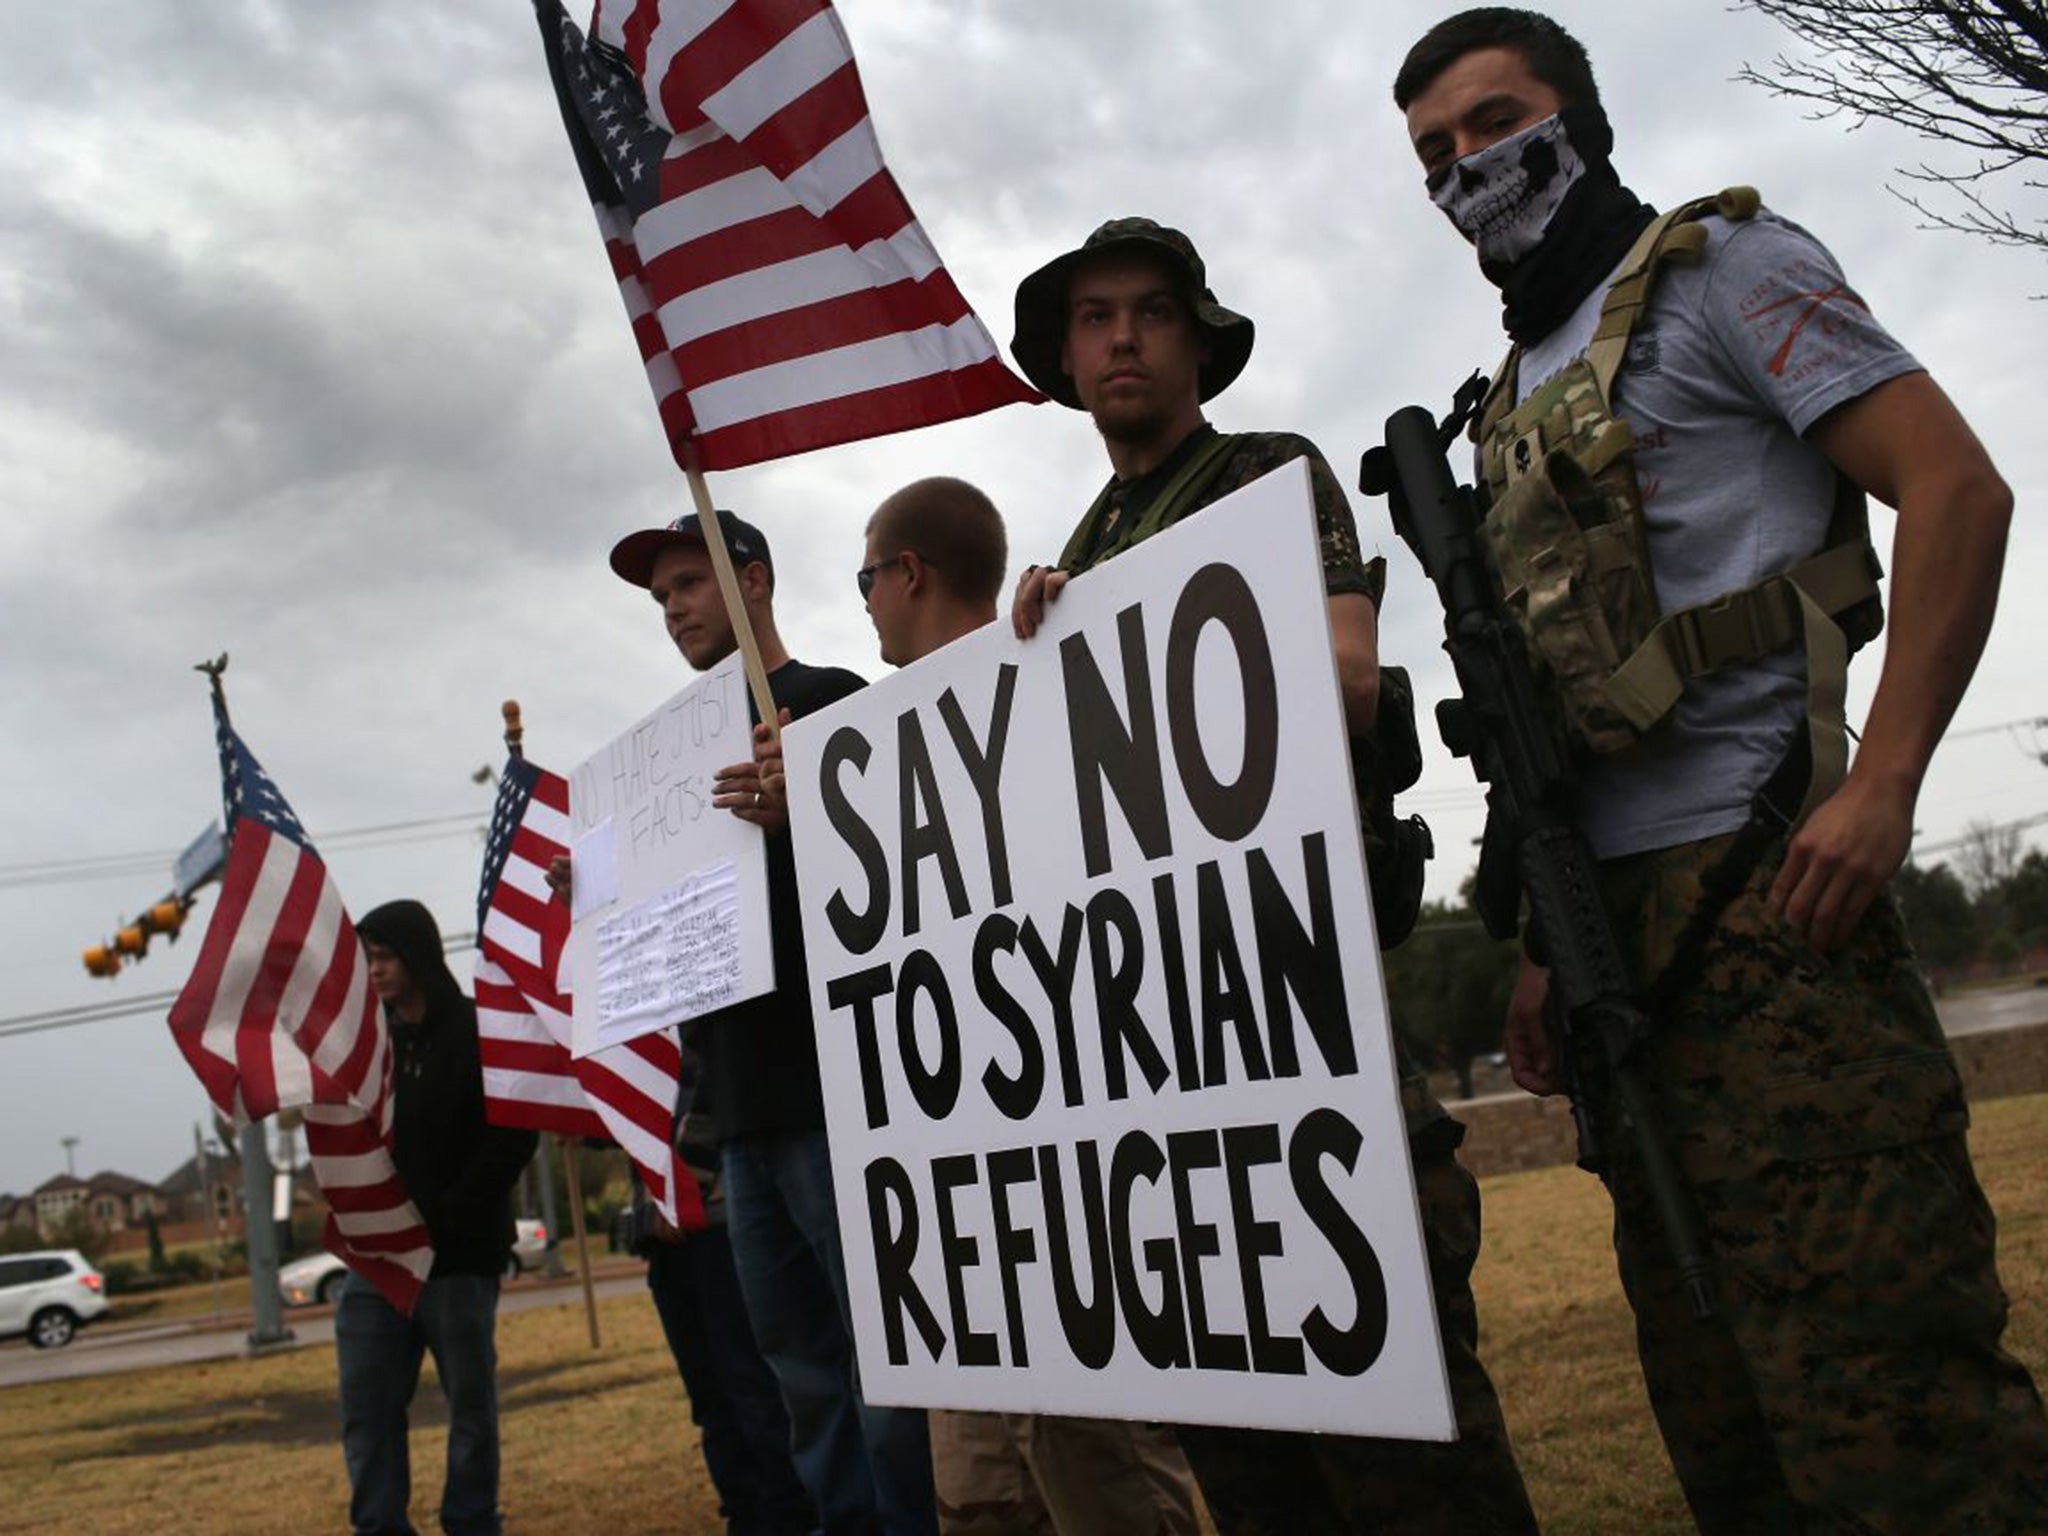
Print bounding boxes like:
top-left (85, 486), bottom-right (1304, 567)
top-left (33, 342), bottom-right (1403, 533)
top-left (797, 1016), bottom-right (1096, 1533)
top-left (0, 1249), bottom-right (110, 1348)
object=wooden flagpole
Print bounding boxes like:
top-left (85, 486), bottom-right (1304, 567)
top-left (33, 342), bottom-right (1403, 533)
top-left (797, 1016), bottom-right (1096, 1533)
top-left (682, 442), bottom-right (780, 746)
top-left (502, 699), bottom-right (602, 1351)
top-left (560, 1139), bottom-right (602, 1351)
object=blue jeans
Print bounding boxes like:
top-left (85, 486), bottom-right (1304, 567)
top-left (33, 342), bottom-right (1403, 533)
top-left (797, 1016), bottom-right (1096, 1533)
top-left (723, 1129), bottom-right (935, 1536)
top-left (648, 1224), bottom-right (817, 1535)
top-left (335, 1271), bottom-right (503, 1536)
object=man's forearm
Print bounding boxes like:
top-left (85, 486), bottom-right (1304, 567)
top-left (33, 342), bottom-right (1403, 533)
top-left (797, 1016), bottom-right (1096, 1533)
top-left (1848, 469), bottom-right (2010, 802)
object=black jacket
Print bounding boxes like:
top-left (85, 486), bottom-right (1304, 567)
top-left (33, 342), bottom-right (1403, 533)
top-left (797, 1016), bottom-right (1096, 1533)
top-left (358, 900), bottom-right (537, 1279)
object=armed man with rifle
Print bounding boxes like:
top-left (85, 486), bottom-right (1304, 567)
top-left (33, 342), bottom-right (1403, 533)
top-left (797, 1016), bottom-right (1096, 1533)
top-left (1374, 9), bottom-right (2048, 1532)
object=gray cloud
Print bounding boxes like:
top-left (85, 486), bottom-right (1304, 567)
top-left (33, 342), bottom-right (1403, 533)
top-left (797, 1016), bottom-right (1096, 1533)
top-left (4, 0), bottom-right (2041, 1187)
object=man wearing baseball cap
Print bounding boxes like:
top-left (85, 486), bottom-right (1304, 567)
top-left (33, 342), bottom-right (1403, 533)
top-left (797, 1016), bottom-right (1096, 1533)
top-left (1008, 220), bottom-right (1536, 1534)
top-left (587, 509), bottom-right (939, 1535)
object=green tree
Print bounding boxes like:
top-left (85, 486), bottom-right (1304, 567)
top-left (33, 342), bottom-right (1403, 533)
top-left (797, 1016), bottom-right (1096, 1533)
top-left (47, 1208), bottom-right (111, 1264)
top-left (143, 1207), bottom-right (167, 1272)
top-left (1894, 859), bottom-right (1980, 972)
top-left (1997, 849), bottom-right (2048, 944)
top-left (1384, 893), bottom-right (1520, 1099)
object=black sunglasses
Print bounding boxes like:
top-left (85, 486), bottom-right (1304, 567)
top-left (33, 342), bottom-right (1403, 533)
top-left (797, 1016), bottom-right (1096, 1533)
top-left (856, 550), bottom-right (935, 599)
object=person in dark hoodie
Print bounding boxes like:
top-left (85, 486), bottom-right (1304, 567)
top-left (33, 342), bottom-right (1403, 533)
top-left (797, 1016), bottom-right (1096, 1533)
top-left (337, 898), bottom-right (537, 1536)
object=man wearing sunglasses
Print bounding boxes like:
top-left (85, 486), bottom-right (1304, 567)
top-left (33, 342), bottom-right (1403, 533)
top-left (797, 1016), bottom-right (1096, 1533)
top-left (822, 473), bottom-right (1205, 1536)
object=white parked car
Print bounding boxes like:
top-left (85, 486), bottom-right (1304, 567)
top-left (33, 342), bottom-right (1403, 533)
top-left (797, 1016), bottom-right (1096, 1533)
top-left (0, 1249), bottom-right (111, 1348)
top-left (278, 1219), bottom-right (550, 1307)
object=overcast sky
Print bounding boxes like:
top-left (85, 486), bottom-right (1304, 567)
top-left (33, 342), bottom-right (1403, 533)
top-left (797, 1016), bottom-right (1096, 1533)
top-left (4, 0), bottom-right (2044, 1193)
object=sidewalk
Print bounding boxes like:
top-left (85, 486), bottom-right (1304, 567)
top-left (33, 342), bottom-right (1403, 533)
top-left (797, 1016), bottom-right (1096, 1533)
top-left (0, 1260), bottom-right (648, 1390)
top-left (75, 1251), bottom-right (643, 1346)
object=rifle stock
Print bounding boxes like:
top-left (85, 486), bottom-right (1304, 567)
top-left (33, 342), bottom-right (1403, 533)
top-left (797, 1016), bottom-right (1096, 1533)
top-left (1362, 402), bottom-right (1718, 1321)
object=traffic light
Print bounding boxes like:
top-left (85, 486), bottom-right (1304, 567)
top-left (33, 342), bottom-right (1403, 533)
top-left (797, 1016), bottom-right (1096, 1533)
top-left (81, 896), bottom-right (193, 977)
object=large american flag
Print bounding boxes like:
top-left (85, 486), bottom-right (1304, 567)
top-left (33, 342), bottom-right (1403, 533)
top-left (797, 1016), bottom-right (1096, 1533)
top-left (475, 753), bottom-right (704, 1230)
top-left (537, 0), bottom-right (1039, 471)
top-left (167, 697), bottom-right (432, 1312)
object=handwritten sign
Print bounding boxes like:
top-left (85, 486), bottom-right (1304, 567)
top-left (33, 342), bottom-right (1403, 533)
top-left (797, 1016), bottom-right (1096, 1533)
top-left (568, 653), bottom-right (773, 1056)
top-left (783, 463), bottom-right (1453, 1439)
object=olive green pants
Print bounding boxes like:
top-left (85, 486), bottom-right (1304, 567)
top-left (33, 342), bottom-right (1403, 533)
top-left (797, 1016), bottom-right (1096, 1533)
top-left (929, 1409), bottom-right (1198, 1536)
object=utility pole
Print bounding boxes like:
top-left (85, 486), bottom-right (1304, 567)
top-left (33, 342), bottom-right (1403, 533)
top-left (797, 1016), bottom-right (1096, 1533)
top-left (534, 1134), bottom-right (567, 1279)
top-left (274, 1118), bottom-right (300, 1258)
top-left (195, 1123), bottom-right (222, 1320)
top-left (238, 1123), bottom-right (293, 1349)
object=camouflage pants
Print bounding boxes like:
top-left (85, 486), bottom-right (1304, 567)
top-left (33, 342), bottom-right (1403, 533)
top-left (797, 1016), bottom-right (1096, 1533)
top-left (1588, 830), bottom-right (2048, 1534)
top-left (1175, 1094), bottom-right (1538, 1536)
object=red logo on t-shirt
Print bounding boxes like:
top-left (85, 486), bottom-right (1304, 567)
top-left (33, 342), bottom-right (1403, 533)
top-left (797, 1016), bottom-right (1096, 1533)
top-left (1747, 279), bottom-right (1870, 378)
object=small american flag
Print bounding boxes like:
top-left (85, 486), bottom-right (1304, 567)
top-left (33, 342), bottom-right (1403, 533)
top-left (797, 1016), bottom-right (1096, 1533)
top-left (476, 754), bottom-right (704, 1229)
top-left (168, 696), bottom-right (432, 1312)
top-left (536, 0), bottom-right (1040, 471)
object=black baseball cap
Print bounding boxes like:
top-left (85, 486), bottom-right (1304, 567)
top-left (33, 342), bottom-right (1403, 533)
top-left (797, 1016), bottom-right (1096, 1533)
top-left (608, 509), bottom-right (774, 589)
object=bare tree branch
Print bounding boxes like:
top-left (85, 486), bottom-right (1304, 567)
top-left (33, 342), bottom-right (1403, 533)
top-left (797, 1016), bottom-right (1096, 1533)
top-left (1738, 0), bottom-right (2048, 252)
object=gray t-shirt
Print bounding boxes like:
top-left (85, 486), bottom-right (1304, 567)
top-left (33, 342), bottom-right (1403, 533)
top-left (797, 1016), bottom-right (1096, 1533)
top-left (1515, 209), bottom-right (1920, 858)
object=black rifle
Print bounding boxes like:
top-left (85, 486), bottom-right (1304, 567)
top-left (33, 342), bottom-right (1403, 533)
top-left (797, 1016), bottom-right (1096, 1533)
top-left (1360, 387), bottom-right (1717, 1320)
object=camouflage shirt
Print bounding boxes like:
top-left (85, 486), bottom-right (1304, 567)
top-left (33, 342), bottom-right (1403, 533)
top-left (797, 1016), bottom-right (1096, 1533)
top-left (1062, 424), bottom-right (1385, 605)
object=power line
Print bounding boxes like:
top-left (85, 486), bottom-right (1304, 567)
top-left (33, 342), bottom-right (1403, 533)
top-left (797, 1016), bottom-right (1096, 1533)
top-left (0, 935), bottom-right (478, 1042)
top-left (1913, 813), bottom-right (2048, 860)
top-left (0, 812), bottom-right (486, 894)
top-left (1945, 715), bottom-right (2048, 742)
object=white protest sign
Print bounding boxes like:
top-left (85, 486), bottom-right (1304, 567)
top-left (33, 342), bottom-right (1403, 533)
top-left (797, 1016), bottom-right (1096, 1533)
top-left (783, 461), bottom-right (1454, 1439)
top-left (568, 651), bottom-right (773, 1057)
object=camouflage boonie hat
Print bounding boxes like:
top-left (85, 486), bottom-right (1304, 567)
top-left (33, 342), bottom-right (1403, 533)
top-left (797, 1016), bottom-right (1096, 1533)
top-left (1010, 217), bottom-right (1255, 409)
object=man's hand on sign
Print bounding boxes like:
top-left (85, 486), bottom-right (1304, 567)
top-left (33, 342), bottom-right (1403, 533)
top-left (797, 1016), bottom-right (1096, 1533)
top-left (546, 854), bottom-right (572, 902)
top-left (1012, 563), bottom-right (1070, 639)
top-left (1504, 957), bottom-right (1564, 1097)
top-left (715, 709), bottom-right (794, 831)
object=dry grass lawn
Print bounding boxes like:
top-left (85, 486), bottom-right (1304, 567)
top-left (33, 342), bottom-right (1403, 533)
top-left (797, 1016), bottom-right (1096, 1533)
top-left (4, 1093), bottom-right (2044, 1535)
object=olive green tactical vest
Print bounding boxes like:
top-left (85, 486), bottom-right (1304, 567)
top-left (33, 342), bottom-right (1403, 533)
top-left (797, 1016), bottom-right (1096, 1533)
top-left (1056, 430), bottom-right (1241, 574)
top-left (1473, 187), bottom-right (1884, 820)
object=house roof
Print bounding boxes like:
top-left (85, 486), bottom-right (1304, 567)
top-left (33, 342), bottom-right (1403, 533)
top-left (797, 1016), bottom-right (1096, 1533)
top-left (156, 1149), bottom-right (241, 1197)
top-left (87, 1170), bottom-right (158, 1198)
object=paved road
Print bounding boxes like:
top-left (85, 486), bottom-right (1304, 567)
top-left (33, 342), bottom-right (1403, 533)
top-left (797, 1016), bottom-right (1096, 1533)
top-left (0, 1273), bottom-right (644, 1390)
top-left (1937, 985), bottom-right (2048, 1038)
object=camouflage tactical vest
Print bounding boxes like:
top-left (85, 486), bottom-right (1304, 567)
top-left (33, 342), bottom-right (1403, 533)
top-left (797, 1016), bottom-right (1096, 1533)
top-left (1474, 187), bottom-right (1884, 819)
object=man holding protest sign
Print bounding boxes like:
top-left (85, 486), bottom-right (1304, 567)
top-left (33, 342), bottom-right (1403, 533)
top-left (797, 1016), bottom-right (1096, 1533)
top-left (1007, 220), bottom-right (1536, 1534)
top-left (561, 509), bottom-right (937, 1536)
top-left (852, 474), bottom-right (1203, 1536)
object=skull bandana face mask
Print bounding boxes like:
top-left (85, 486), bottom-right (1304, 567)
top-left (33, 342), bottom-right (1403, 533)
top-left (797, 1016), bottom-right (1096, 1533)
top-left (1428, 112), bottom-right (1586, 267)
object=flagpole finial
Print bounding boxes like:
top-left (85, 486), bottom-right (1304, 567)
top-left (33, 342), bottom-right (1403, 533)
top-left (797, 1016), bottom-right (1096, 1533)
top-left (502, 700), bottom-right (525, 761)
top-left (195, 653), bottom-right (231, 716)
